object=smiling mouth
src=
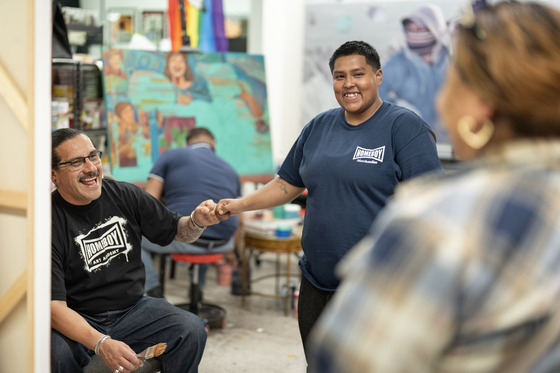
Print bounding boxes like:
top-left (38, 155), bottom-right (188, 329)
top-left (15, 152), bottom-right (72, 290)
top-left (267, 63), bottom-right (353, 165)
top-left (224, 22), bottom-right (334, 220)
top-left (344, 92), bottom-right (360, 98)
top-left (80, 172), bottom-right (99, 186)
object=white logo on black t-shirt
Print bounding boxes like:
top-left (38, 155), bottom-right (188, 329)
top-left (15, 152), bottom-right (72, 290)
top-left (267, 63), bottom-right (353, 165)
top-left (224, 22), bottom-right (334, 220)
top-left (353, 146), bottom-right (385, 164)
top-left (75, 216), bottom-right (132, 272)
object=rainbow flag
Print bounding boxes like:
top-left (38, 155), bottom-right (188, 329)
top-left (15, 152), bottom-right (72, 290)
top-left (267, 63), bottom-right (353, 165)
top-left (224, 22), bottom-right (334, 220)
top-left (168, 0), bottom-right (228, 52)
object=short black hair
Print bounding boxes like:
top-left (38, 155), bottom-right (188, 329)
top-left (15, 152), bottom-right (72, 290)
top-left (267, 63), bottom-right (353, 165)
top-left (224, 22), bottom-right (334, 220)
top-left (186, 127), bottom-right (215, 144)
top-left (329, 41), bottom-right (381, 73)
top-left (52, 128), bottom-right (83, 169)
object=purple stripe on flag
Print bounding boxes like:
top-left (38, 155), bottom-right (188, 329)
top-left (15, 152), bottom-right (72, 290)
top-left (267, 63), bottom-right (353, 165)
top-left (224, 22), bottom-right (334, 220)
top-left (212, 0), bottom-right (229, 52)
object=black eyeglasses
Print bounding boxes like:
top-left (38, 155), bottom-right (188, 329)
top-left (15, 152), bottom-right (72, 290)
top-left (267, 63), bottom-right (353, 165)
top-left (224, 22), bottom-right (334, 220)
top-left (57, 151), bottom-right (102, 171)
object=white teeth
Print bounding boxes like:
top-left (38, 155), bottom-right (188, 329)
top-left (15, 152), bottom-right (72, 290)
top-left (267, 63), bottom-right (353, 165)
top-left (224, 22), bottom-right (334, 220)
top-left (345, 93), bottom-right (359, 98)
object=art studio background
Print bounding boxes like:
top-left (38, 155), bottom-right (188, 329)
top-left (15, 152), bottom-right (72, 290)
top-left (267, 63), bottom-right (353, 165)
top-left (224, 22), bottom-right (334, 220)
top-left (4, 0), bottom-right (560, 371)
top-left (51, 0), bottom-right (510, 184)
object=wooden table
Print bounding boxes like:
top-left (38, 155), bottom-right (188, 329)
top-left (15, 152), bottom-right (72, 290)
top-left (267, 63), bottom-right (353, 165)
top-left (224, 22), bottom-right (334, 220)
top-left (241, 231), bottom-right (302, 316)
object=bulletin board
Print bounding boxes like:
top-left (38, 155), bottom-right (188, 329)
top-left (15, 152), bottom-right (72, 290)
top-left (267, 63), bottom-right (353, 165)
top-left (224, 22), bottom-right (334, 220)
top-left (101, 48), bottom-right (273, 182)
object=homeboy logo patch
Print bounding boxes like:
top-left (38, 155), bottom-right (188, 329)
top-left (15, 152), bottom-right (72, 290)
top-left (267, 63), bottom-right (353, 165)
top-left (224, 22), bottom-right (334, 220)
top-left (353, 146), bottom-right (385, 164)
top-left (75, 216), bottom-right (132, 272)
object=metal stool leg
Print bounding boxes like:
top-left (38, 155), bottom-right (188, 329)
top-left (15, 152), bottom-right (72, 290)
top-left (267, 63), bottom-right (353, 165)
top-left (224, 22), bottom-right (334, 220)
top-left (285, 250), bottom-right (291, 316)
top-left (158, 254), bottom-right (168, 297)
top-left (171, 254), bottom-right (227, 330)
top-left (189, 264), bottom-right (200, 314)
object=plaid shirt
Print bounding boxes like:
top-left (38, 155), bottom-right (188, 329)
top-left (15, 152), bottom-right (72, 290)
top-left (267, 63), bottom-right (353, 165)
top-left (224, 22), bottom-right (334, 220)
top-left (309, 140), bottom-right (560, 373)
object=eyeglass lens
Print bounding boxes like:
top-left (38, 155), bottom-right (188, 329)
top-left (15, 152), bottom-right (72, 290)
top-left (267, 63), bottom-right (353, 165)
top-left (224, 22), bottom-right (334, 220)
top-left (68, 152), bottom-right (102, 169)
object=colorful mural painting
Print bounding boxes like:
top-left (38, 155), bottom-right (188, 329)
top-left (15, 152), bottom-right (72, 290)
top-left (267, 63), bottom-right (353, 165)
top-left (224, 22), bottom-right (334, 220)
top-left (101, 48), bottom-right (273, 182)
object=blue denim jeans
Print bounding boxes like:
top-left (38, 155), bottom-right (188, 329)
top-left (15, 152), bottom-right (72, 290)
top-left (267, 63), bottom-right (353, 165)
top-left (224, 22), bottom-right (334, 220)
top-left (142, 236), bottom-right (234, 291)
top-left (51, 296), bottom-right (207, 373)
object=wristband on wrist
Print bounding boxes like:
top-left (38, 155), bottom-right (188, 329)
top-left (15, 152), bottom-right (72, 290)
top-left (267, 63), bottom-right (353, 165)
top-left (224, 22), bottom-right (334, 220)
top-left (94, 334), bottom-right (111, 355)
top-left (190, 211), bottom-right (206, 230)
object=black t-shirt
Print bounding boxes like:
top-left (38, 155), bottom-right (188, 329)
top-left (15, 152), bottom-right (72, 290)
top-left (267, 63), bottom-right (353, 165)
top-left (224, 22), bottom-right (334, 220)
top-left (51, 178), bottom-right (180, 315)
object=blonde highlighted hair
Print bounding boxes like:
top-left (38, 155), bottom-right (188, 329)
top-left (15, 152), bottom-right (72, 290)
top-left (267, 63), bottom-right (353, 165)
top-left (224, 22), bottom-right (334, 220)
top-left (454, 1), bottom-right (560, 137)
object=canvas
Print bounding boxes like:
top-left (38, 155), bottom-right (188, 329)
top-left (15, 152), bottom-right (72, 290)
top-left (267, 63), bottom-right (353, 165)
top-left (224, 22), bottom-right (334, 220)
top-left (101, 48), bottom-right (273, 182)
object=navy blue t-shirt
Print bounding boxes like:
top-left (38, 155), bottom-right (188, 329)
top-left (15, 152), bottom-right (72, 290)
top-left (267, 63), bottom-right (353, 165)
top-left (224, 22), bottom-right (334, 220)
top-left (149, 143), bottom-right (241, 240)
top-left (278, 102), bottom-right (443, 290)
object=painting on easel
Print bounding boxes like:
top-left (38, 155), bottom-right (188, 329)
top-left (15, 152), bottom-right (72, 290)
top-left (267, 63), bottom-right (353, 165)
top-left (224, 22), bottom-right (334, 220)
top-left (101, 48), bottom-right (273, 182)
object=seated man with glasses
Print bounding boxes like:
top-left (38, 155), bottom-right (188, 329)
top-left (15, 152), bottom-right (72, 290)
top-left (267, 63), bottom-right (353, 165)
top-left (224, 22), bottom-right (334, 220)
top-left (50, 128), bottom-right (219, 373)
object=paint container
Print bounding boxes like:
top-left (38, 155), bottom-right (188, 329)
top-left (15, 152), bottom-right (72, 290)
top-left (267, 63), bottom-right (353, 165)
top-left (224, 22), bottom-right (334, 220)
top-left (275, 226), bottom-right (292, 238)
top-left (283, 204), bottom-right (301, 219)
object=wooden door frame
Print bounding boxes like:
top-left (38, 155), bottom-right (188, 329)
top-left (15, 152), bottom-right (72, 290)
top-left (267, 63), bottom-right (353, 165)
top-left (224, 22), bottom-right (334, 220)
top-left (0, 0), bottom-right (52, 371)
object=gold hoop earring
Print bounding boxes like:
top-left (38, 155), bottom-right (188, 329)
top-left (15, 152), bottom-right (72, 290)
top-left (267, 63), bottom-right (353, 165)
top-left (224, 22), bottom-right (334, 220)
top-left (457, 116), bottom-right (494, 149)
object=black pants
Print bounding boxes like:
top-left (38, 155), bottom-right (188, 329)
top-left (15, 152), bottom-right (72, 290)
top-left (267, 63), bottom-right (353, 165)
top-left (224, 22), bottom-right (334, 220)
top-left (298, 275), bottom-right (335, 370)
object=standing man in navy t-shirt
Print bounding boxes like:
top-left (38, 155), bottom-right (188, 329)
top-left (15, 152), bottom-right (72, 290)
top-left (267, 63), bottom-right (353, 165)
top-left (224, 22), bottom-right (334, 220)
top-left (216, 41), bottom-right (443, 370)
top-left (141, 127), bottom-right (241, 298)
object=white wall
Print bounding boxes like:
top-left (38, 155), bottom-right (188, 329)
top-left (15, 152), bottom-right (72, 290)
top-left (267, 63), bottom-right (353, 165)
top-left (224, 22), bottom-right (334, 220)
top-left (257, 0), bottom-right (305, 167)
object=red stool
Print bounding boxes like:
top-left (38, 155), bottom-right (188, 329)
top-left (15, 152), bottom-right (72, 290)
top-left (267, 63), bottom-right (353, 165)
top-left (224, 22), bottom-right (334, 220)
top-left (162, 253), bottom-right (226, 329)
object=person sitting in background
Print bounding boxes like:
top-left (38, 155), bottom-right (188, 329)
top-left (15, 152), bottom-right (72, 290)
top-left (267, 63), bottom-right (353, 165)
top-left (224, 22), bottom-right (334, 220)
top-left (51, 128), bottom-right (219, 372)
top-left (142, 127), bottom-right (241, 298)
top-left (308, 2), bottom-right (560, 372)
top-left (216, 40), bottom-right (443, 370)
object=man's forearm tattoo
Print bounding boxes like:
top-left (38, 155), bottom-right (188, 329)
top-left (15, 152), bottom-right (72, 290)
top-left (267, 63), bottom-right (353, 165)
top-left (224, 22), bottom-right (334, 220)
top-left (176, 217), bottom-right (202, 243)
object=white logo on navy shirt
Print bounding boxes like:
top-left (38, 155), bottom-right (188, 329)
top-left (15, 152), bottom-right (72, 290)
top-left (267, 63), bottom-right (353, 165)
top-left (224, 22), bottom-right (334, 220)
top-left (353, 146), bottom-right (385, 164)
top-left (75, 216), bottom-right (132, 272)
